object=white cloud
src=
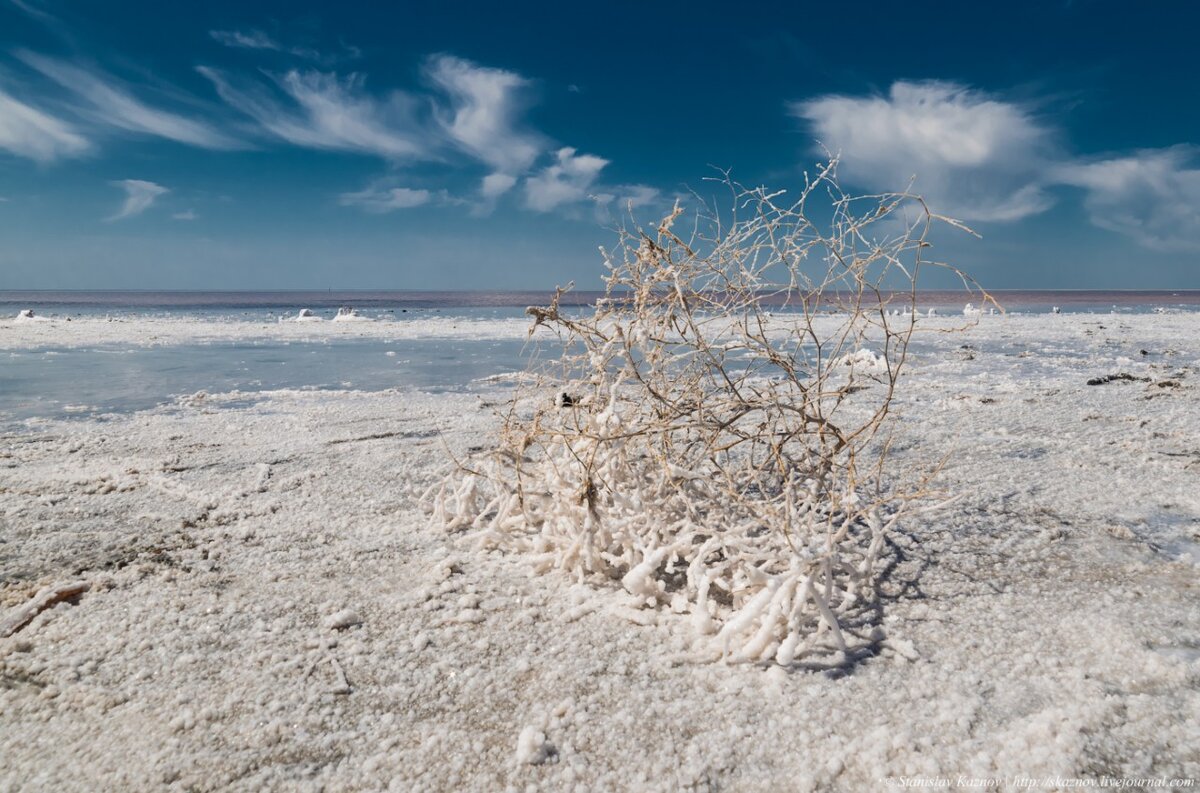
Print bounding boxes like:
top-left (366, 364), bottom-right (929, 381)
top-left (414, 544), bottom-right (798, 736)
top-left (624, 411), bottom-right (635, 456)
top-left (591, 184), bottom-right (661, 210)
top-left (172, 209), bottom-right (198, 220)
top-left (792, 81), bottom-right (1055, 222)
top-left (194, 54), bottom-right (645, 215)
top-left (199, 67), bottom-right (427, 160)
top-left (210, 29), bottom-right (282, 52)
top-left (108, 179), bottom-right (168, 221)
top-left (209, 29), bottom-right (326, 61)
top-left (0, 87), bottom-right (90, 161)
top-left (480, 172), bottom-right (518, 198)
top-left (1054, 146), bottom-right (1200, 252)
top-left (338, 186), bottom-right (433, 213)
top-left (425, 55), bottom-right (544, 180)
top-left (524, 147), bottom-right (608, 212)
top-left (19, 51), bottom-right (242, 150)
top-left (9, 0), bottom-right (58, 25)
top-left (199, 54), bottom-right (640, 212)
top-left (589, 184), bottom-right (667, 223)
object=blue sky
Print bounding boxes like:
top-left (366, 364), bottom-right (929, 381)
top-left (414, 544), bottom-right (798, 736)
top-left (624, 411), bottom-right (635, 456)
top-left (1, 0), bottom-right (1198, 290)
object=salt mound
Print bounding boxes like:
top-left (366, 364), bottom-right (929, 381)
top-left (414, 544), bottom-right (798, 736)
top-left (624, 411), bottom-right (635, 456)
top-left (835, 348), bottom-right (888, 374)
top-left (291, 308), bottom-right (323, 323)
top-left (963, 303), bottom-right (983, 317)
top-left (14, 309), bottom-right (49, 323)
top-left (332, 307), bottom-right (371, 323)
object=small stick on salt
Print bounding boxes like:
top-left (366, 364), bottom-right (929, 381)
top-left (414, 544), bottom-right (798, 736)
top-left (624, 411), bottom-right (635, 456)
top-left (0, 581), bottom-right (90, 638)
top-left (329, 656), bottom-right (351, 695)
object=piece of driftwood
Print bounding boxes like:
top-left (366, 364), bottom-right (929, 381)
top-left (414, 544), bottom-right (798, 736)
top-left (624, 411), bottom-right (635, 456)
top-left (0, 581), bottom-right (90, 638)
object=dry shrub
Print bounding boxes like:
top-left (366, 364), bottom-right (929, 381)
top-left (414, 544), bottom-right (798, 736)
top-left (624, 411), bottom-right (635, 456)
top-left (428, 159), bottom-right (989, 667)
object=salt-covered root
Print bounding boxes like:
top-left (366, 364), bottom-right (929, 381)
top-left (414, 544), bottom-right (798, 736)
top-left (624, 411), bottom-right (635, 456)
top-left (621, 546), bottom-right (676, 601)
top-left (0, 581), bottom-right (90, 638)
top-left (426, 434), bottom-right (897, 665)
top-left (429, 447), bottom-right (891, 666)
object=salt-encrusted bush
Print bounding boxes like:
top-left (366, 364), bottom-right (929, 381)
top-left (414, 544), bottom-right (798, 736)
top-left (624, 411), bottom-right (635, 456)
top-left (429, 159), bottom-right (986, 666)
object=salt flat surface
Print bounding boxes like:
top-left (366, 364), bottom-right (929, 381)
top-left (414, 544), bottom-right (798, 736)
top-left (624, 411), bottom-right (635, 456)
top-left (1, 313), bottom-right (1198, 791)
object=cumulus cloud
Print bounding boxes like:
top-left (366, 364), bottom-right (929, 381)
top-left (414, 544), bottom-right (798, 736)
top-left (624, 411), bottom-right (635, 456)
top-left (0, 87), bottom-right (90, 161)
top-left (792, 81), bottom-right (1055, 222)
top-left (1055, 146), bottom-right (1200, 252)
top-left (108, 179), bottom-right (168, 221)
top-left (425, 54), bottom-right (544, 189)
top-left (199, 67), bottom-right (427, 160)
top-left (524, 147), bottom-right (608, 212)
top-left (338, 186), bottom-right (433, 213)
top-left (19, 51), bottom-right (242, 150)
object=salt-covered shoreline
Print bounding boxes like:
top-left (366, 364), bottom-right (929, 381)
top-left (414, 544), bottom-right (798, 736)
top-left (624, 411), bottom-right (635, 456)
top-left (1, 314), bottom-right (1198, 791)
top-left (0, 313), bottom-right (540, 349)
top-left (2, 307), bottom-right (1199, 351)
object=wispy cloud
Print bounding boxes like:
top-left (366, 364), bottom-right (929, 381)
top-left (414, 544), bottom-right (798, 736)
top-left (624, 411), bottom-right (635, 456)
top-left (199, 67), bottom-right (427, 160)
top-left (172, 209), bottom-right (198, 221)
top-left (210, 29), bottom-right (282, 52)
top-left (425, 55), bottom-right (544, 195)
top-left (1055, 146), bottom-right (1200, 252)
top-left (19, 51), bottom-right (242, 150)
top-left (338, 186), bottom-right (434, 213)
top-left (591, 184), bottom-right (662, 212)
top-left (197, 53), bottom-right (644, 214)
top-left (0, 86), bottom-right (91, 161)
top-left (792, 81), bottom-right (1055, 222)
top-left (209, 29), bottom-right (325, 61)
top-left (108, 179), bottom-right (168, 221)
top-left (8, 0), bottom-right (58, 26)
top-left (524, 147), bottom-right (609, 212)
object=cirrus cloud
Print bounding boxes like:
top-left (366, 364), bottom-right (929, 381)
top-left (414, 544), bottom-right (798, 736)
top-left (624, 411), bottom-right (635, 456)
top-left (208, 29), bottom-right (332, 62)
top-left (108, 179), bottom-right (168, 221)
top-left (19, 51), bottom-right (243, 150)
top-left (338, 186), bottom-right (434, 213)
top-left (0, 86), bottom-right (90, 161)
top-left (198, 66), bottom-right (429, 160)
top-left (210, 29), bottom-right (282, 52)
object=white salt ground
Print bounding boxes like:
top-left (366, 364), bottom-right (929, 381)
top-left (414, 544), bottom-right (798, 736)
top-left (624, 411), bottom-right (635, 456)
top-left (0, 313), bottom-right (1198, 791)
